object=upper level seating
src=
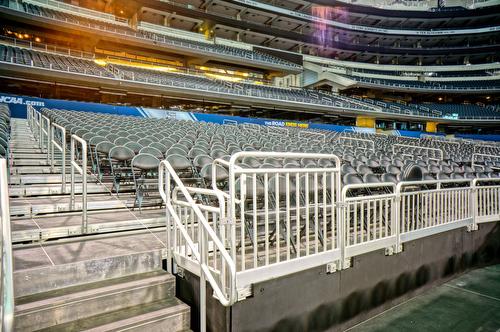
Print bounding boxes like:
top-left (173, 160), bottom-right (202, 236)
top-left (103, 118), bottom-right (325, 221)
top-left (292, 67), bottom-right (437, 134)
top-left (42, 109), bottom-right (500, 203)
top-left (2, 42), bottom-right (498, 120)
top-left (348, 75), bottom-right (500, 91)
top-left (414, 103), bottom-right (500, 118)
top-left (0, 44), bottom-right (114, 77)
top-left (3, 2), bottom-right (300, 70)
top-left (115, 65), bottom-right (364, 110)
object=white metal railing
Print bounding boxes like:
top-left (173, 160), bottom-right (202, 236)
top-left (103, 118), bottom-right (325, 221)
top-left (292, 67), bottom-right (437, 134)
top-left (343, 183), bottom-right (398, 260)
top-left (338, 136), bottom-right (375, 152)
top-left (50, 122), bottom-right (66, 193)
top-left (392, 144), bottom-right (444, 161)
top-left (159, 152), bottom-right (500, 328)
top-left (226, 152), bottom-right (342, 284)
top-left (298, 130), bottom-right (326, 143)
top-left (40, 115), bottom-right (50, 160)
top-left (159, 161), bottom-right (237, 332)
top-left (397, 179), bottom-right (474, 243)
top-left (474, 178), bottom-right (500, 223)
top-left (0, 159), bottom-right (14, 331)
top-left (472, 153), bottom-right (500, 170)
top-left (70, 135), bottom-right (88, 233)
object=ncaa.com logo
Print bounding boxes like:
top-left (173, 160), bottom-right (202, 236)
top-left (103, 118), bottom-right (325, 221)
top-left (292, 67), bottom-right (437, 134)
top-left (0, 95), bottom-right (45, 107)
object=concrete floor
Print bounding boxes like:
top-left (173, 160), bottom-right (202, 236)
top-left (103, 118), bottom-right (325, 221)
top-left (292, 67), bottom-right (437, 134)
top-left (350, 264), bottom-right (500, 332)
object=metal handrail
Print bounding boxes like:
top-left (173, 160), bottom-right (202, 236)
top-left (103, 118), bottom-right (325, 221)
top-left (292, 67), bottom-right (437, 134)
top-left (159, 160), bottom-right (237, 332)
top-left (392, 143), bottom-right (444, 161)
top-left (338, 136), bottom-right (375, 152)
top-left (472, 153), bottom-right (500, 170)
top-left (0, 159), bottom-right (14, 331)
top-left (50, 122), bottom-right (66, 193)
top-left (41, 115), bottom-right (50, 161)
top-left (70, 135), bottom-right (87, 233)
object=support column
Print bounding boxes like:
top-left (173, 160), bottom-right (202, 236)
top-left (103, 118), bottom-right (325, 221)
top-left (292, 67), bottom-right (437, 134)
top-left (356, 116), bottom-right (375, 129)
top-left (425, 121), bottom-right (438, 133)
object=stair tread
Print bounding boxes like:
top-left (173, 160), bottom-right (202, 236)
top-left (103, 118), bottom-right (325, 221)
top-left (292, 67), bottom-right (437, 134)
top-left (15, 270), bottom-right (173, 310)
top-left (37, 298), bottom-right (190, 332)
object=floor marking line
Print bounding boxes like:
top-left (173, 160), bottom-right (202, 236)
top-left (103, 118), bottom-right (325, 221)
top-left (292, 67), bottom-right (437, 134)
top-left (444, 284), bottom-right (500, 302)
top-left (39, 243), bottom-right (56, 266)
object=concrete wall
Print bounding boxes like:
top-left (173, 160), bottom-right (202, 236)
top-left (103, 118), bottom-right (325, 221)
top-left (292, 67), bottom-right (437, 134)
top-left (177, 222), bottom-right (500, 331)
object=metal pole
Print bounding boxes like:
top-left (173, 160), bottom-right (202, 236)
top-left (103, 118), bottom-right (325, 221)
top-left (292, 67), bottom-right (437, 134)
top-left (0, 159), bottom-right (14, 331)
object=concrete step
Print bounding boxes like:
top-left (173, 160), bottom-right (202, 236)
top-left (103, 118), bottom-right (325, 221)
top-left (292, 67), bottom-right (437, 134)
top-left (15, 271), bottom-right (176, 331)
top-left (9, 193), bottom-right (132, 217)
top-left (11, 152), bottom-right (64, 159)
top-left (9, 182), bottom-right (117, 197)
top-left (9, 174), bottom-right (82, 185)
top-left (11, 159), bottom-right (67, 166)
top-left (10, 165), bottom-right (63, 174)
top-left (39, 298), bottom-right (190, 332)
top-left (11, 208), bottom-right (166, 242)
top-left (13, 232), bottom-right (166, 296)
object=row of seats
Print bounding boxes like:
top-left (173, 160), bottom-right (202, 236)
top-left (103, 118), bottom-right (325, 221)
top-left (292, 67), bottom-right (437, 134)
top-left (42, 109), bottom-right (500, 201)
top-left (349, 75), bottom-right (500, 91)
top-left (0, 45), bottom-right (114, 78)
top-left (116, 65), bottom-right (365, 110)
top-left (0, 104), bottom-right (9, 158)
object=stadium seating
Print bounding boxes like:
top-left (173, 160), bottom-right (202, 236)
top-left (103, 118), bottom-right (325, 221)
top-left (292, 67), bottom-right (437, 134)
top-left (349, 75), bottom-right (500, 91)
top-left (0, 104), bottom-right (9, 158)
top-left (2, 42), bottom-right (498, 119)
top-left (2, 1), bottom-right (300, 70)
top-left (0, 44), bottom-right (114, 77)
top-left (41, 108), bottom-right (500, 209)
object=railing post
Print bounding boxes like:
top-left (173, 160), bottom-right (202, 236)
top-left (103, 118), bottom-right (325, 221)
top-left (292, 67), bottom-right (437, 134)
top-left (159, 163), bottom-right (173, 273)
top-left (200, 226), bottom-right (207, 332)
top-left (469, 179), bottom-right (478, 232)
top-left (70, 135), bottom-right (87, 233)
top-left (0, 159), bottom-right (14, 331)
top-left (394, 183), bottom-right (402, 253)
top-left (51, 123), bottom-right (66, 193)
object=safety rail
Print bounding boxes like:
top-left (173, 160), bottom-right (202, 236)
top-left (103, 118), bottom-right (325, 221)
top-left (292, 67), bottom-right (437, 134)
top-left (70, 135), bottom-right (88, 233)
top-left (392, 144), bottom-right (444, 161)
top-left (338, 136), bottom-right (375, 152)
top-left (298, 130), bottom-right (326, 143)
top-left (396, 179), bottom-right (474, 243)
top-left (342, 183), bottom-right (398, 260)
top-left (39, 114), bottom-right (51, 154)
top-left (472, 153), bottom-right (500, 170)
top-left (160, 153), bottom-right (500, 329)
top-left (473, 178), bottom-right (500, 223)
top-left (159, 160), bottom-right (237, 332)
top-left (0, 159), bottom-right (14, 331)
top-left (227, 152), bottom-right (342, 283)
top-left (50, 122), bottom-right (66, 193)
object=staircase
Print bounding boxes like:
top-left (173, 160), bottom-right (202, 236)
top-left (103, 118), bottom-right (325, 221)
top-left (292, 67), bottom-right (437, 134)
top-left (8, 118), bottom-right (191, 331)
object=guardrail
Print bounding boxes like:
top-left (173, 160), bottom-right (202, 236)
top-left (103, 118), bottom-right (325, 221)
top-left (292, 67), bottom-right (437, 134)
top-left (70, 135), bottom-right (88, 233)
top-left (40, 115), bottom-right (51, 160)
top-left (50, 122), bottom-right (67, 193)
top-left (0, 159), bottom-right (14, 331)
top-left (159, 160), bottom-right (237, 332)
top-left (472, 153), bottom-right (500, 170)
top-left (298, 130), bottom-right (326, 143)
top-left (392, 143), bottom-right (444, 161)
top-left (338, 136), bottom-right (375, 152)
top-left (162, 154), bottom-right (500, 301)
